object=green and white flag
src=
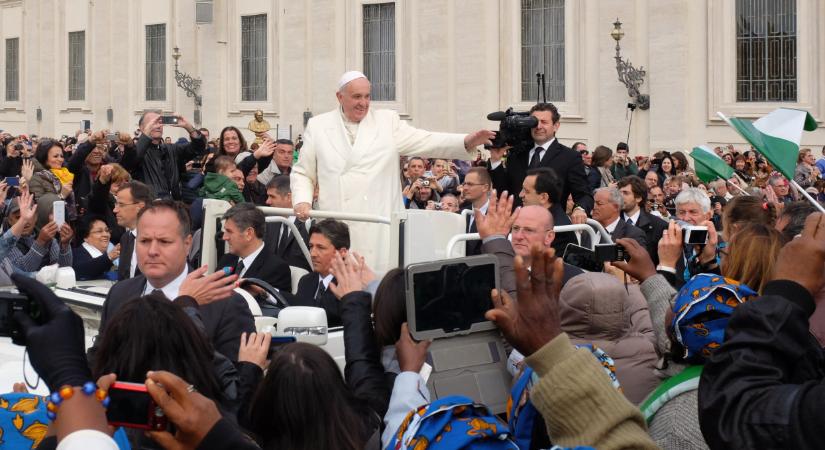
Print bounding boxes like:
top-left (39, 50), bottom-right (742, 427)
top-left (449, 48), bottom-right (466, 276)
top-left (717, 108), bottom-right (818, 180)
top-left (690, 145), bottom-right (734, 184)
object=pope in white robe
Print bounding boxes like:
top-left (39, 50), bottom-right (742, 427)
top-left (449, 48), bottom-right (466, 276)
top-left (291, 71), bottom-right (495, 271)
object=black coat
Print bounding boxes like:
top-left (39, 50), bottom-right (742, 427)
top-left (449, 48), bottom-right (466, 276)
top-left (217, 242), bottom-right (292, 293)
top-left (122, 134), bottom-right (206, 200)
top-left (698, 280), bottom-right (825, 450)
top-left (92, 274), bottom-right (255, 362)
top-left (549, 203), bottom-right (577, 257)
top-left (72, 245), bottom-right (114, 281)
top-left (624, 210), bottom-right (668, 265)
top-left (66, 141), bottom-right (96, 207)
top-left (263, 220), bottom-right (312, 272)
top-left (489, 139), bottom-right (594, 212)
top-left (291, 272), bottom-right (342, 327)
top-left (610, 218), bottom-right (648, 249)
top-left (117, 230), bottom-right (140, 281)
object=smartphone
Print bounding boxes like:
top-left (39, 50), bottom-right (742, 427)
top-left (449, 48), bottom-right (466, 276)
top-left (52, 200), bottom-right (66, 228)
top-left (562, 244), bottom-right (603, 272)
top-left (683, 225), bottom-right (709, 245)
top-left (4, 177), bottom-right (19, 187)
top-left (595, 243), bottom-right (629, 263)
top-left (160, 116), bottom-right (179, 125)
top-left (267, 335), bottom-right (297, 359)
top-left (107, 382), bottom-right (169, 431)
top-left (106, 132), bottom-right (117, 141)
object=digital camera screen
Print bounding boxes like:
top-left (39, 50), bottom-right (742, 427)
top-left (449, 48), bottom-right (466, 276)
top-left (106, 384), bottom-right (153, 428)
top-left (412, 262), bottom-right (495, 334)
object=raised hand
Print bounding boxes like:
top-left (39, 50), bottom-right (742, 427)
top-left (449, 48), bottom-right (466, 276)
top-left (329, 253), bottom-right (366, 299)
top-left (612, 238), bottom-right (657, 282)
top-left (178, 265), bottom-right (239, 305)
top-left (485, 244), bottom-right (564, 356)
top-left (238, 332), bottom-right (271, 370)
top-left (464, 129), bottom-right (497, 150)
top-left (474, 189), bottom-right (519, 240)
top-left (395, 323), bottom-right (431, 373)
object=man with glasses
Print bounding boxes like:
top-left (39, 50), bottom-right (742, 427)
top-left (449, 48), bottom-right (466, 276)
top-left (769, 175), bottom-right (795, 205)
top-left (113, 181), bottom-right (154, 280)
top-left (461, 167), bottom-right (492, 255)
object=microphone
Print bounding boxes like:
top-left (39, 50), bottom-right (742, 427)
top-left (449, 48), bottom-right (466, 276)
top-left (486, 111), bottom-right (507, 121)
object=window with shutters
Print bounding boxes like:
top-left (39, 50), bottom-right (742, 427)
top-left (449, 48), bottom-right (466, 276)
top-left (68, 31), bottom-right (85, 101)
top-left (736, 0), bottom-right (797, 102)
top-left (362, 3), bottom-right (395, 101)
top-left (5, 38), bottom-right (18, 102)
top-left (241, 14), bottom-right (267, 102)
top-left (145, 24), bottom-right (166, 101)
top-left (521, 0), bottom-right (565, 102)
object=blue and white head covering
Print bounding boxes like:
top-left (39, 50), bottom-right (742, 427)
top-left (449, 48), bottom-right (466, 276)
top-left (671, 274), bottom-right (757, 363)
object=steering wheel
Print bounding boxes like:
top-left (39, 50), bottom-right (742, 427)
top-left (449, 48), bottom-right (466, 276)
top-left (238, 277), bottom-right (291, 309)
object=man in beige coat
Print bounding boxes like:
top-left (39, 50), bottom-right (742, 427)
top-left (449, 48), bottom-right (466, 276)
top-left (291, 71), bottom-right (495, 270)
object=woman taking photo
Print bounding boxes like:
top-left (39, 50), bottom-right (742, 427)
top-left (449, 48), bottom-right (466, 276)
top-left (29, 140), bottom-right (77, 222)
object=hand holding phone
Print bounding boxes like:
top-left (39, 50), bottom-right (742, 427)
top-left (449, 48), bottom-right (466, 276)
top-left (4, 177), bottom-right (19, 187)
top-left (52, 200), bottom-right (66, 228)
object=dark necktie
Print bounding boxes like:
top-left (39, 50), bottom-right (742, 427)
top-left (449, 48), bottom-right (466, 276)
top-left (234, 260), bottom-right (245, 277)
top-left (315, 282), bottom-right (326, 301)
top-left (278, 224), bottom-right (290, 254)
top-left (151, 289), bottom-right (167, 300)
top-left (529, 148), bottom-right (542, 169)
top-left (626, 217), bottom-right (634, 227)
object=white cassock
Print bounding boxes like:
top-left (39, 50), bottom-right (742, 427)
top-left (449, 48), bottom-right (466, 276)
top-left (291, 108), bottom-right (473, 271)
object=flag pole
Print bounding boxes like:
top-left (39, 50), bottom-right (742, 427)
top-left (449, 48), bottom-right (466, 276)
top-left (725, 179), bottom-right (750, 196)
top-left (790, 179), bottom-right (825, 214)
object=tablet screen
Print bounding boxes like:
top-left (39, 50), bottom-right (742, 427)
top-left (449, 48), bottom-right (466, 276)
top-left (412, 262), bottom-right (495, 334)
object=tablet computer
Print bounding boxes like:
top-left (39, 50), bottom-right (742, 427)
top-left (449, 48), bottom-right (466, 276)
top-left (405, 254), bottom-right (499, 341)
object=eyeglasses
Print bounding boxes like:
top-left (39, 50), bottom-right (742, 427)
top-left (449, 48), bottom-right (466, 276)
top-left (90, 228), bottom-right (110, 234)
top-left (115, 201), bottom-right (139, 208)
top-left (511, 225), bottom-right (549, 235)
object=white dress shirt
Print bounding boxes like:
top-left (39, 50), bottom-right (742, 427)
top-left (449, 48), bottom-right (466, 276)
top-left (239, 241), bottom-right (266, 278)
top-left (604, 216), bottom-right (621, 234)
top-left (129, 229), bottom-right (138, 277)
top-left (467, 199), bottom-right (490, 231)
top-left (623, 209), bottom-right (641, 227)
top-left (143, 266), bottom-right (188, 300)
top-left (488, 138), bottom-right (556, 170)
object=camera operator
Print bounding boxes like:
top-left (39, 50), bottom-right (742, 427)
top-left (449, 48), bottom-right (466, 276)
top-left (612, 142), bottom-right (638, 179)
top-left (487, 103), bottom-right (593, 219)
top-left (405, 177), bottom-right (440, 210)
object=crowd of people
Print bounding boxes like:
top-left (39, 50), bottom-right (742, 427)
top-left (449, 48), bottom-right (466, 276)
top-left (1, 82), bottom-right (825, 450)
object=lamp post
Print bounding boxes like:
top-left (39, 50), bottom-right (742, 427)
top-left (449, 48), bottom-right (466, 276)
top-left (611, 19), bottom-right (649, 110)
top-left (171, 46), bottom-right (203, 125)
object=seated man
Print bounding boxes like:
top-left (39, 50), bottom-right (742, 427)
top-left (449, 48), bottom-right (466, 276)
top-left (264, 175), bottom-right (312, 271)
top-left (591, 187), bottom-right (647, 248)
top-left (291, 218), bottom-right (350, 327)
top-left (519, 167), bottom-right (577, 256)
top-left (218, 203), bottom-right (291, 297)
top-left (92, 199), bottom-right (255, 362)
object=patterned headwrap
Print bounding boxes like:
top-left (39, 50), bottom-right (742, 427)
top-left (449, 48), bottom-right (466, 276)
top-left (671, 274), bottom-right (757, 363)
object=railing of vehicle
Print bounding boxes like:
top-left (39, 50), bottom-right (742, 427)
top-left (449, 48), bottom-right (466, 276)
top-left (444, 219), bottom-right (612, 257)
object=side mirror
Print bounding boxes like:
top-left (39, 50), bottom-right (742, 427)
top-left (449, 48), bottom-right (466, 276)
top-left (276, 306), bottom-right (328, 346)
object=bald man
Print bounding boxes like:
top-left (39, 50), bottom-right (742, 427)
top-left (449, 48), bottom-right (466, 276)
top-left (477, 203), bottom-right (584, 298)
top-left (291, 71), bottom-right (495, 271)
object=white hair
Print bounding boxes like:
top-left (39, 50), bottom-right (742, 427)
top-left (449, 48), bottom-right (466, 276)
top-left (675, 188), bottom-right (711, 213)
top-left (595, 187), bottom-right (623, 210)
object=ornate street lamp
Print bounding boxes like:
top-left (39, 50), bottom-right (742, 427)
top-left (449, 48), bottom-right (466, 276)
top-left (611, 19), bottom-right (649, 110)
top-left (171, 46), bottom-right (203, 125)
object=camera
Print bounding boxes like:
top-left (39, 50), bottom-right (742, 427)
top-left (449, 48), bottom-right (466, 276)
top-left (420, 178), bottom-right (430, 187)
top-left (434, 202), bottom-right (443, 210)
top-left (106, 132), bottom-right (117, 141)
top-left (682, 225), bottom-right (709, 245)
top-left (595, 243), bottom-right (629, 263)
top-left (0, 292), bottom-right (39, 344)
top-left (107, 382), bottom-right (169, 431)
top-left (485, 108), bottom-right (538, 149)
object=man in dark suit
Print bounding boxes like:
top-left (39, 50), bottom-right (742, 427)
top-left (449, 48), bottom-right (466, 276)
top-left (263, 175), bottom-right (312, 271)
top-left (291, 218), bottom-right (350, 327)
top-left (113, 181), bottom-right (153, 281)
top-left (92, 200), bottom-right (255, 362)
top-left (461, 167), bottom-right (492, 256)
top-left (592, 187), bottom-right (647, 249)
top-left (518, 167), bottom-right (577, 257)
top-left (617, 176), bottom-right (668, 264)
top-left (487, 103), bottom-right (593, 219)
top-left (217, 203), bottom-right (291, 293)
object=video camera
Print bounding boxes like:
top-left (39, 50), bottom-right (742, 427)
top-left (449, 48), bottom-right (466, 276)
top-left (484, 108), bottom-right (537, 150)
